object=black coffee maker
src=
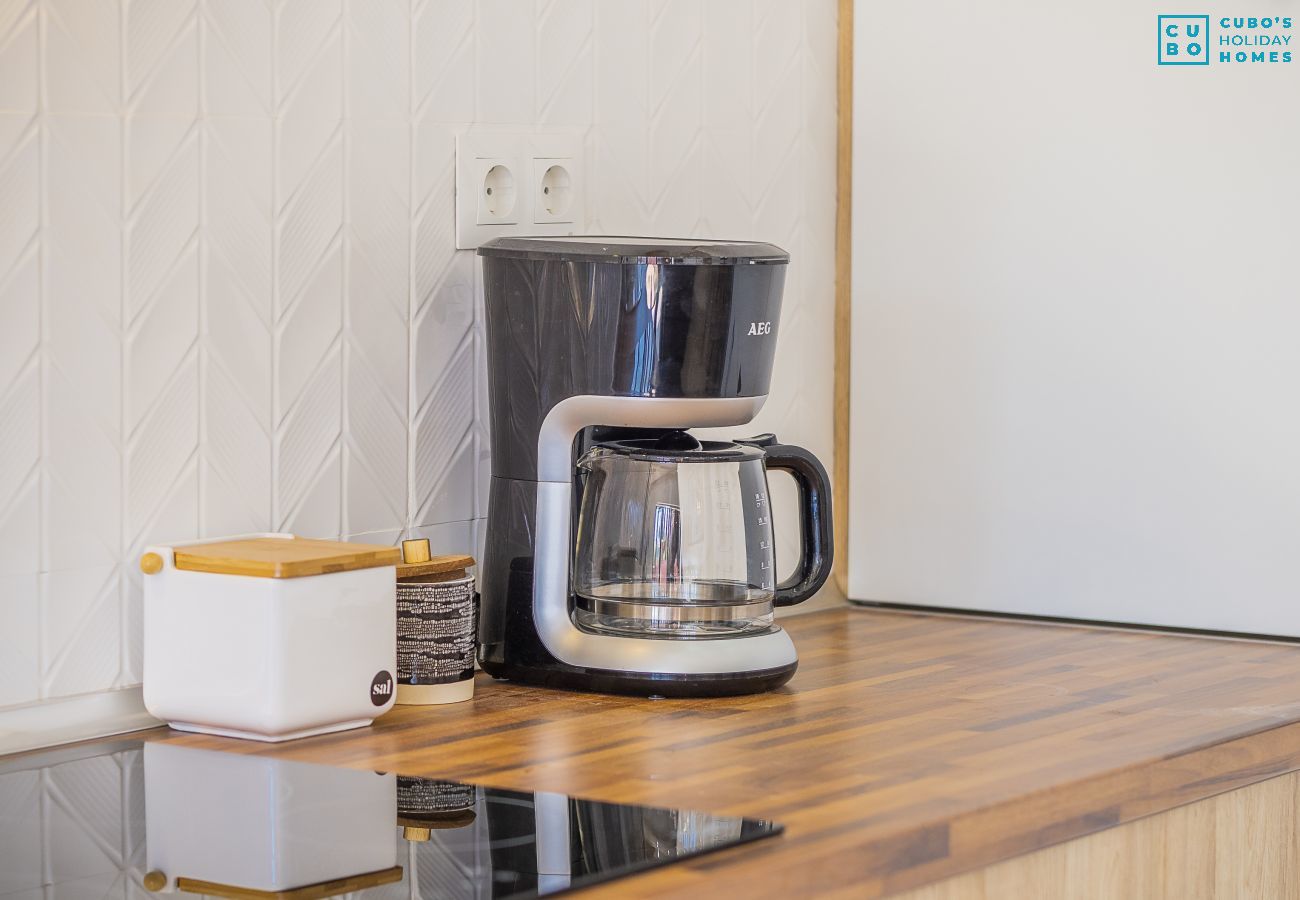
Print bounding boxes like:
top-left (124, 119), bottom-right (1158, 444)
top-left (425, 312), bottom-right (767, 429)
top-left (477, 237), bottom-right (832, 696)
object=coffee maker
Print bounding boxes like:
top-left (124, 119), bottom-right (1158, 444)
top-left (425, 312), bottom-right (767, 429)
top-left (478, 237), bottom-right (832, 696)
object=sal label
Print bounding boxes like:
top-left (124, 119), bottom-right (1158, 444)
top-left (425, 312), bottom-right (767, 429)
top-left (370, 670), bottom-right (394, 705)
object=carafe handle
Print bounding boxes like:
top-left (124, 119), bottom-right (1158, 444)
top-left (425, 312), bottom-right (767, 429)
top-left (740, 436), bottom-right (834, 607)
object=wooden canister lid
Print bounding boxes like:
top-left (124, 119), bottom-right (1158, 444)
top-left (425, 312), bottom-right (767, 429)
top-left (171, 536), bottom-right (401, 579)
top-left (396, 539), bottom-right (474, 580)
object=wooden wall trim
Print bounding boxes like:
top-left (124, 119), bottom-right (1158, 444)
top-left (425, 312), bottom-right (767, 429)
top-left (833, 0), bottom-right (853, 594)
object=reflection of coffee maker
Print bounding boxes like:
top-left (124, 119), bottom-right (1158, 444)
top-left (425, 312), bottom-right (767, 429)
top-left (478, 237), bottom-right (833, 696)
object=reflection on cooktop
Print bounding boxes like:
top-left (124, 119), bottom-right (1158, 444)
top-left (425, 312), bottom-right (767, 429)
top-left (0, 740), bottom-right (781, 899)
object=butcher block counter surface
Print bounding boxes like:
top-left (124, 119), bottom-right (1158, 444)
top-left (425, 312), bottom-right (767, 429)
top-left (138, 608), bottom-right (1300, 898)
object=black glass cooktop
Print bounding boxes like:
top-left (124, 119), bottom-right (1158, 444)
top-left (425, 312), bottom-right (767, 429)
top-left (0, 739), bottom-right (781, 899)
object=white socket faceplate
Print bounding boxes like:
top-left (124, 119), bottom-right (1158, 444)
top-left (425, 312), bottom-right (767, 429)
top-left (455, 130), bottom-right (585, 249)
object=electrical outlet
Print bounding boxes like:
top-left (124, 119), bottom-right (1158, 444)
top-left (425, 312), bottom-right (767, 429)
top-left (533, 158), bottom-right (577, 224)
top-left (456, 135), bottom-right (527, 248)
top-left (528, 131), bottom-right (583, 227)
top-left (456, 130), bottom-right (586, 249)
top-left (475, 158), bottom-right (520, 225)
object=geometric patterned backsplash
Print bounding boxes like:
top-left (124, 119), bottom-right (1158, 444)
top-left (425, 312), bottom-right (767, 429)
top-left (0, 0), bottom-right (836, 711)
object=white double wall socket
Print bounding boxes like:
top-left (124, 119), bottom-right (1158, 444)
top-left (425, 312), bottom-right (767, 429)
top-left (455, 130), bottom-right (585, 250)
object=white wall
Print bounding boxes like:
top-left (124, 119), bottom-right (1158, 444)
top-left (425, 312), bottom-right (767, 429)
top-left (850, 0), bottom-right (1300, 633)
top-left (0, 0), bottom-right (837, 740)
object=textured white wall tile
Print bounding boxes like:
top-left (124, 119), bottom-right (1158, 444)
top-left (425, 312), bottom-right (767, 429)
top-left (699, 3), bottom-right (752, 238)
top-left (701, 0), bottom-right (751, 130)
top-left (0, 475), bottom-right (38, 577)
top-left (3, 0), bottom-right (839, 717)
top-left (0, 575), bottom-right (39, 705)
top-left (0, 3), bottom-right (39, 112)
top-left (277, 0), bottom-right (343, 118)
top-left (346, 0), bottom-right (410, 120)
top-left (0, 113), bottom-right (38, 578)
top-left (647, 0), bottom-right (703, 234)
top-left (0, 113), bottom-right (37, 269)
top-left (41, 566), bottom-right (121, 698)
top-left (411, 254), bottom-right (471, 422)
top-left (700, 129), bottom-right (752, 237)
top-left (475, 0), bottom-right (535, 123)
top-left (122, 106), bottom-right (202, 688)
top-left (44, 114), bottom-right (121, 573)
top-left (409, 519), bottom-right (475, 557)
top-left (344, 528), bottom-right (403, 550)
top-left (203, 0), bottom-right (272, 115)
top-left (345, 121), bottom-right (409, 534)
top-left (413, 0), bottom-right (474, 123)
top-left (592, 0), bottom-right (647, 128)
top-left (536, 0), bottom-right (592, 125)
top-left (275, 268), bottom-right (343, 538)
top-left (126, 0), bottom-right (198, 116)
top-left (590, 2), bottom-right (649, 234)
top-left (411, 249), bottom-right (475, 528)
top-left (585, 127), bottom-right (648, 235)
top-left (473, 324), bottom-right (489, 523)
top-left (43, 0), bottom-right (120, 113)
top-left (409, 120), bottom-right (475, 529)
top-left (274, 103), bottom-right (344, 536)
top-left (202, 116), bottom-right (273, 537)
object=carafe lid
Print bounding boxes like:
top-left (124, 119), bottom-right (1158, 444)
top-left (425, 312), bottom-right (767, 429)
top-left (584, 432), bottom-right (765, 464)
top-left (477, 236), bottom-right (788, 266)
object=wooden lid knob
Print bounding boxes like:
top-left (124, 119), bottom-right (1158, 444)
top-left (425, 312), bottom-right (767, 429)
top-left (139, 553), bottom-right (164, 575)
top-left (143, 871), bottom-right (167, 891)
top-left (401, 539), bottom-right (431, 564)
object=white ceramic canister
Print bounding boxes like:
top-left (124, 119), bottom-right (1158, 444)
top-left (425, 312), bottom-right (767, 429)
top-left (141, 533), bottom-right (399, 741)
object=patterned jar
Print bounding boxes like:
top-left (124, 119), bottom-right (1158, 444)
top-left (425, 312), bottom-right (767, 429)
top-left (395, 540), bottom-right (477, 704)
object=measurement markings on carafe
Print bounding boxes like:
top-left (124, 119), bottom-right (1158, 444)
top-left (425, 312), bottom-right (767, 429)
top-left (755, 491), bottom-right (773, 588)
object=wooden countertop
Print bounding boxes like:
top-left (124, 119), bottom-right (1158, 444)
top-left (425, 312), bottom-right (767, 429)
top-left (142, 607), bottom-right (1300, 898)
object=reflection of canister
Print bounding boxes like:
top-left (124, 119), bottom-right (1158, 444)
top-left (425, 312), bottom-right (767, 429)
top-left (141, 743), bottom-right (400, 898)
top-left (396, 775), bottom-right (477, 841)
top-left (396, 540), bottom-right (477, 704)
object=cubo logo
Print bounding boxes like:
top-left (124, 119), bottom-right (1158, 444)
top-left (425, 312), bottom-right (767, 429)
top-left (1159, 15), bottom-right (1211, 64)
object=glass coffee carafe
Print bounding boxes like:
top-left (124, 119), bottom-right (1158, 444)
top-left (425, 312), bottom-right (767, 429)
top-left (573, 431), bottom-right (832, 639)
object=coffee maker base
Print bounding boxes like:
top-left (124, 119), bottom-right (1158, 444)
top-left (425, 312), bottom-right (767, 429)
top-left (480, 657), bottom-right (798, 698)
